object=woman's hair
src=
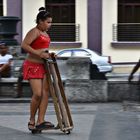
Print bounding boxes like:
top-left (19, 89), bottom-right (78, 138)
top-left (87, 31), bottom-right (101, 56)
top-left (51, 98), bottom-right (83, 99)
top-left (36, 7), bottom-right (52, 24)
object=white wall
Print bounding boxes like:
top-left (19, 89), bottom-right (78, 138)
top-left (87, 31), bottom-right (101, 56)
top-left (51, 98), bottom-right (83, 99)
top-left (76, 0), bottom-right (87, 48)
top-left (3, 0), bottom-right (7, 16)
top-left (22, 0), bottom-right (87, 48)
top-left (22, 0), bottom-right (45, 38)
top-left (102, 0), bottom-right (140, 63)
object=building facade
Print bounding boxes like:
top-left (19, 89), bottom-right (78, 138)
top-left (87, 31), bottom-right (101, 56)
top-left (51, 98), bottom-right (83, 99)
top-left (102, 0), bottom-right (140, 63)
top-left (1, 0), bottom-right (140, 63)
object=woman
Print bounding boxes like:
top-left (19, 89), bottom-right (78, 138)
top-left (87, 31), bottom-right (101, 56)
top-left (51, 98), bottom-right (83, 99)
top-left (21, 7), bottom-right (54, 131)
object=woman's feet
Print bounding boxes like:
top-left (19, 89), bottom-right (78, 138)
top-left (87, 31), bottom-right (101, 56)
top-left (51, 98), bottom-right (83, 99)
top-left (28, 122), bottom-right (35, 131)
top-left (36, 121), bottom-right (54, 130)
top-left (28, 120), bottom-right (54, 133)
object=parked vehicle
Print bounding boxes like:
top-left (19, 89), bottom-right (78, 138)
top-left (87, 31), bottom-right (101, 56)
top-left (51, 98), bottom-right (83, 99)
top-left (56, 48), bottom-right (113, 73)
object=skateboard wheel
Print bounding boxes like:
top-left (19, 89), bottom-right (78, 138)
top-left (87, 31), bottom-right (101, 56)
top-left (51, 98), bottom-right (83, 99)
top-left (31, 129), bottom-right (41, 134)
top-left (31, 130), bottom-right (37, 134)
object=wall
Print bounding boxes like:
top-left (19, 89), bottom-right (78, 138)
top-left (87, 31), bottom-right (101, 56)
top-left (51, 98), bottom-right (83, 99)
top-left (76, 0), bottom-right (88, 48)
top-left (22, 0), bottom-right (45, 38)
top-left (3, 0), bottom-right (7, 16)
top-left (102, 0), bottom-right (140, 63)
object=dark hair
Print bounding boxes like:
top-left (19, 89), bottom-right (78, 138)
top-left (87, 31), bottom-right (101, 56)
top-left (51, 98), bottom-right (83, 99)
top-left (36, 7), bottom-right (52, 24)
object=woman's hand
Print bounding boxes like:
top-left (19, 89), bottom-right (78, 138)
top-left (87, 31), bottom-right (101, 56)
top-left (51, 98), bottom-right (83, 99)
top-left (50, 52), bottom-right (57, 58)
top-left (39, 51), bottom-right (50, 59)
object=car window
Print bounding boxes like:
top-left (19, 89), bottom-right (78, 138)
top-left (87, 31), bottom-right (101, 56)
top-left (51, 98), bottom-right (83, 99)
top-left (73, 50), bottom-right (90, 57)
top-left (57, 50), bottom-right (72, 57)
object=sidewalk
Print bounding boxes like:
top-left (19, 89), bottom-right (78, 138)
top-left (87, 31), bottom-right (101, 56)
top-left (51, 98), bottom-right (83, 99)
top-left (0, 103), bottom-right (140, 140)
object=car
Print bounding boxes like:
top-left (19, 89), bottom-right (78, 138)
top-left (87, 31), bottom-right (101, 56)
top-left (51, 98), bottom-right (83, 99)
top-left (56, 48), bottom-right (113, 73)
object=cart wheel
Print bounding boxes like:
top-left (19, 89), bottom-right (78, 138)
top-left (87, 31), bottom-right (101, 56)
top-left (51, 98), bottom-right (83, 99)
top-left (64, 130), bottom-right (71, 135)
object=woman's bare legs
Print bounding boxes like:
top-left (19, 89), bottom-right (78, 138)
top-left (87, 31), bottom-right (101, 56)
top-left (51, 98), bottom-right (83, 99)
top-left (28, 79), bottom-right (43, 129)
top-left (28, 76), bottom-right (50, 128)
top-left (37, 75), bottom-right (49, 125)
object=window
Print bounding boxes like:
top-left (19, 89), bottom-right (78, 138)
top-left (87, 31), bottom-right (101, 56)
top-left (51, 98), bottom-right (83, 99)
top-left (73, 50), bottom-right (91, 57)
top-left (45, 0), bottom-right (76, 42)
top-left (118, 0), bottom-right (140, 41)
top-left (46, 0), bottom-right (75, 23)
top-left (118, 0), bottom-right (140, 23)
top-left (0, 0), bottom-right (3, 16)
top-left (57, 50), bottom-right (72, 57)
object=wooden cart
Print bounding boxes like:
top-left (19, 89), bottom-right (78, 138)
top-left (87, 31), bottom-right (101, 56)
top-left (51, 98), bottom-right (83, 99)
top-left (43, 54), bottom-right (73, 134)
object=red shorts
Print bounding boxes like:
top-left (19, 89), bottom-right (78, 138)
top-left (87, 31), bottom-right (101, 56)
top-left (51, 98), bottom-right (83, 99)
top-left (23, 60), bottom-right (46, 80)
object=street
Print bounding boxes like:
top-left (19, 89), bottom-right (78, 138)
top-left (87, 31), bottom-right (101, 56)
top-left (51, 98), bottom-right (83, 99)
top-left (0, 103), bottom-right (140, 140)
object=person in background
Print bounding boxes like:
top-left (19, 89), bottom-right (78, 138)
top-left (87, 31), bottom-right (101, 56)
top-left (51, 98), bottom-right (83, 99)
top-left (0, 42), bottom-right (13, 78)
top-left (21, 7), bottom-right (54, 132)
top-left (128, 59), bottom-right (140, 82)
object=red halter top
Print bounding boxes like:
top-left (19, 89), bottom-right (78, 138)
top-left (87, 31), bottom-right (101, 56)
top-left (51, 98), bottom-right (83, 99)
top-left (31, 34), bottom-right (50, 49)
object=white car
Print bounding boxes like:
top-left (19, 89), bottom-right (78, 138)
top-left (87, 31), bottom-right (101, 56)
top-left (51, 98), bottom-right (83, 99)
top-left (56, 48), bottom-right (113, 73)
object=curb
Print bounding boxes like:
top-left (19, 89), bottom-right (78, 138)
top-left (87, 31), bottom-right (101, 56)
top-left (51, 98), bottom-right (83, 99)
top-left (0, 98), bottom-right (54, 103)
top-left (0, 98), bottom-right (31, 103)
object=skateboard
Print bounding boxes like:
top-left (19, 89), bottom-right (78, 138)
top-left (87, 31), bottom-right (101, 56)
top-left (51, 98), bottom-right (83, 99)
top-left (31, 125), bottom-right (55, 134)
top-left (32, 54), bottom-right (74, 134)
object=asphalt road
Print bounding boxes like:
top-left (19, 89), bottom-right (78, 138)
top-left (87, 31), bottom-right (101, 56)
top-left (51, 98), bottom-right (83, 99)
top-left (0, 103), bottom-right (140, 140)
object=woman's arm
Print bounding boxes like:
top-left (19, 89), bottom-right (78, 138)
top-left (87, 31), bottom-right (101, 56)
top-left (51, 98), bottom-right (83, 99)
top-left (128, 59), bottom-right (140, 82)
top-left (21, 29), bottom-right (41, 56)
